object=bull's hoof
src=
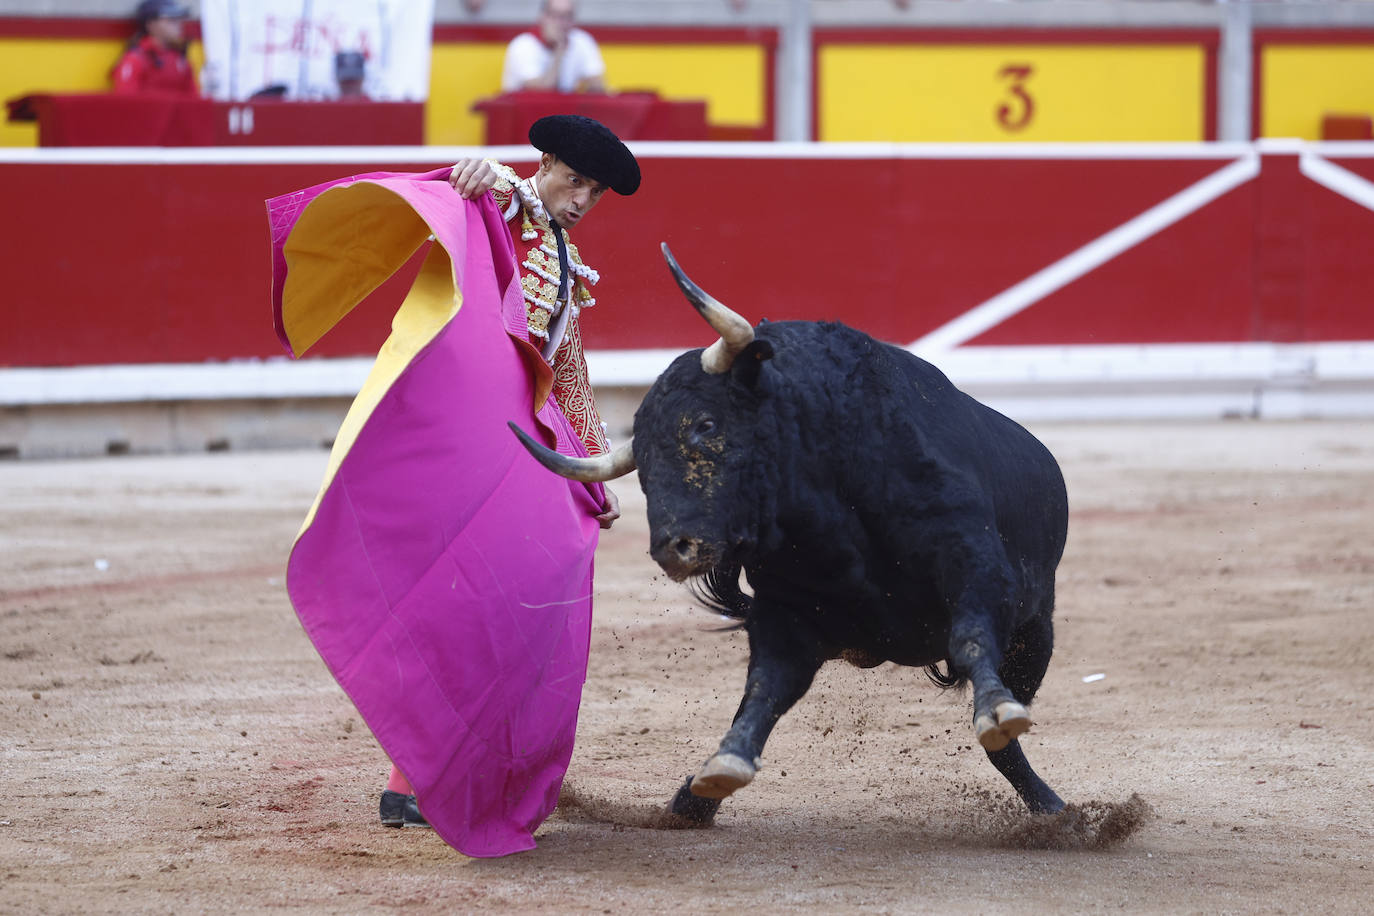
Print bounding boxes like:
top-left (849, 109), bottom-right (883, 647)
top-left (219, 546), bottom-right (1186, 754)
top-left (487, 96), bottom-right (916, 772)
top-left (666, 777), bottom-right (721, 826)
top-left (1028, 789), bottom-right (1067, 816)
top-left (975, 700), bottom-right (1032, 752)
top-left (689, 753), bottom-right (756, 800)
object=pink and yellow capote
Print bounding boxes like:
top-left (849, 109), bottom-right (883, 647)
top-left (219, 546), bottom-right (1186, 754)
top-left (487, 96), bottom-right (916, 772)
top-left (268, 168), bottom-right (605, 857)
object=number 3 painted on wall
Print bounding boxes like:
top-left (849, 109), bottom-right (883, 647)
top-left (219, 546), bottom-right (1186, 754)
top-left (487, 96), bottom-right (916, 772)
top-left (997, 64), bottom-right (1035, 131)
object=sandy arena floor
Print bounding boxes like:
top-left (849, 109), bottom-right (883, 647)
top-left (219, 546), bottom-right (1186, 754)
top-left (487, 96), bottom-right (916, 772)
top-left (2, 419), bottom-right (1372, 914)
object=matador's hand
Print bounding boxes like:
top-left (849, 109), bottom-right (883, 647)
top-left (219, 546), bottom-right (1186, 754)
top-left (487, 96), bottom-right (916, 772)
top-left (596, 487), bottom-right (621, 530)
top-left (448, 158), bottom-right (498, 199)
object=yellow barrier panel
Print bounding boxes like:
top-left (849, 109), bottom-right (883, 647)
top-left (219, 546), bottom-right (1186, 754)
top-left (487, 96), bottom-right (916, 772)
top-left (1, 38), bottom-right (124, 146)
top-left (1, 37), bottom-right (204, 147)
top-left (602, 44), bottom-right (765, 126)
top-left (819, 44), bottom-right (1206, 142)
top-left (426, 42), bottom-right (506, 147)
top-left (1262, 45), bottom-right (1374, 139)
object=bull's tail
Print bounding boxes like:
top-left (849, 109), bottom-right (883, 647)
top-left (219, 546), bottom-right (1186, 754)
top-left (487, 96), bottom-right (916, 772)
top-left (689, 563), bottom-right (752, 621)
top-left (924, 660), bottom-right (967, 690)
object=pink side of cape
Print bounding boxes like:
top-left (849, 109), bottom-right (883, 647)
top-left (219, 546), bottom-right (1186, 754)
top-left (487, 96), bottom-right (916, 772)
top-left (268, 170), bottom-right (603, 857)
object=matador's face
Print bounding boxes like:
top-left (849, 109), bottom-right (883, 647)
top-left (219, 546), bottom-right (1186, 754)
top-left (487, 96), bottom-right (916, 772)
top-left (536, 154), bottom-right (608, 231)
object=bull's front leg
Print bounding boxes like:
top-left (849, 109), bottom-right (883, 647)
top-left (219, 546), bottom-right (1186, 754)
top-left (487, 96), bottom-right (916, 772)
top-left (667, 616), bottom-right (825, 825)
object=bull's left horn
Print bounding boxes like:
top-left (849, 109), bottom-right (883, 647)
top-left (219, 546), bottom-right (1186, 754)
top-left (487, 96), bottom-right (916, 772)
top-left (661, 243), bottom-right (754, 374)
top-left (509, 422), bottom-right (636, 482)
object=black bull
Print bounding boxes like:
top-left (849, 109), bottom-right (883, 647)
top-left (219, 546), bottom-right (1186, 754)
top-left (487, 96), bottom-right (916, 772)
top-left (512, 244), bottom-right (1070, 824)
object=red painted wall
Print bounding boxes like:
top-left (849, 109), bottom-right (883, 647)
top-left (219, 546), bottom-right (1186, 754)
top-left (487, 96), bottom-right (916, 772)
top-left (1300, 153), bottom-right (1374, 341)
top-left (3, 146), bottom-right (1372, 369)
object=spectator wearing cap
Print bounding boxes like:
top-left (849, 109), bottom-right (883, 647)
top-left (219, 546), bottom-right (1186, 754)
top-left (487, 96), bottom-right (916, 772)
top-left (112, 0), bottom-right (198, 95)
top-left (375, 117), bottom-right (639, 829)
top-left (334, 51), bottom-right (368, 99)
top-left (501, 0), bottom-right (605, 94)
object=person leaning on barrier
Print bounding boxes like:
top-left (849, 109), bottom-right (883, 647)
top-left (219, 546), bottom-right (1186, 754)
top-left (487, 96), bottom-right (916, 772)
top-left (501, 0), bottom-right (606, 93)
top-left (111, 0), bottom-right (198, 95)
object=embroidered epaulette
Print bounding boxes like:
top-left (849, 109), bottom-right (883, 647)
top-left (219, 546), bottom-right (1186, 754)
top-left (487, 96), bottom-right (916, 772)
top-left (486, 159), bottom-right (523, 229)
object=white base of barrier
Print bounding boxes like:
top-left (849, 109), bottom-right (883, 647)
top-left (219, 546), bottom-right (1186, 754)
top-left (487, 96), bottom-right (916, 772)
top-left (3, 341), bottom-right (1369, 413)
top-left (931, 341), bottom-right (1374, 422)
top-left (2, 342), bottom-right (1371, 458)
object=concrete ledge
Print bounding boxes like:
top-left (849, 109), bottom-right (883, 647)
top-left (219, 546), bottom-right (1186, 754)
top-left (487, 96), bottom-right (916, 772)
top-left (0, 398), bottom-right (349, 460)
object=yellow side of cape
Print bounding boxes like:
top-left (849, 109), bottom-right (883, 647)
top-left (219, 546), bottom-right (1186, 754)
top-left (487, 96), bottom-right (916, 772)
top-left (279, 183), bottom-right (462, 538)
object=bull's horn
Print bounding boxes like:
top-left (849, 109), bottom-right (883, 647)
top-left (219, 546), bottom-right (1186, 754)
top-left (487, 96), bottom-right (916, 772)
top-left (508, 422), bottom-right (637, 482)
top-left (661, 242), bottom-right (754, 374)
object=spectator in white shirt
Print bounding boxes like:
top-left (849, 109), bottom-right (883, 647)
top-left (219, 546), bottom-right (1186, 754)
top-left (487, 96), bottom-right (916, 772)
top-left (501, 0), bottom-right (606, 93)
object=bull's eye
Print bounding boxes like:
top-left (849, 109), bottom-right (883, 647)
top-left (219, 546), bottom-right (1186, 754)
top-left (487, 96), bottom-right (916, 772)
top-left (695, 418), bottom-right (717, 437)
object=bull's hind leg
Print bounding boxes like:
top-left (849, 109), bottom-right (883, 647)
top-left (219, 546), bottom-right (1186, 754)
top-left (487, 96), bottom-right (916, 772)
top-left (941, 549), bottom-right (1060, 805)
top-left (944, 571), bottom-right (1027, 751)
top-left (667, 617), bottom-right (824, 825)
top-left (984, 610), bottom-right (1064, 814)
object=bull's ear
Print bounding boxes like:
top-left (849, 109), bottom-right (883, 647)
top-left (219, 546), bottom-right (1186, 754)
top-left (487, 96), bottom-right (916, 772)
top-left (731, 339), bottom-right (774, 389)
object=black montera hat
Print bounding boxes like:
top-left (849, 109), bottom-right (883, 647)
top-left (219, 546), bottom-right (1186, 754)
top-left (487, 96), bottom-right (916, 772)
top-left (528, 115), bottom-right (641, 196)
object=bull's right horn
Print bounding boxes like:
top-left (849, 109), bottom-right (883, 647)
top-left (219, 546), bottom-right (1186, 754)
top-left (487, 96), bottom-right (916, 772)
top-left (661, 243), bottom-right (755, 374)
top-left (508, 422), bottom-right (637, 482)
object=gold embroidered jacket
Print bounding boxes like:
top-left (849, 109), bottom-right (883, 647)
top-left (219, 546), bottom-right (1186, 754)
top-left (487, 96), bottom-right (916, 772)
top-left (488, 160), bottom-right (609, 456)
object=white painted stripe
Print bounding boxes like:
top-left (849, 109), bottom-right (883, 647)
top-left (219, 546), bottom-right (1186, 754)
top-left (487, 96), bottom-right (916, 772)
top-left (0, 145), bottom-right (534, 166)
top-left (584, 348), bottom-right (682, 385)
top-left (623, 141), bottom-right (1259, 161)
top-left (0, 140), bottom-right (1267, 167)
top-left (5, 342), bottom-right (1372, 406)
top-left (932, 343), bottom-right (1283, 385)
top-left (910, 152), bottom-right (1262, 354)
top-left (1311, 141), bottom-right (1374, 159)
top-left (1300, 151), bottom-right (1374, 213)
top-left (1254, 137), bottom-right (1305, 155)
top-left (0, 358), bottom-right (373, 405)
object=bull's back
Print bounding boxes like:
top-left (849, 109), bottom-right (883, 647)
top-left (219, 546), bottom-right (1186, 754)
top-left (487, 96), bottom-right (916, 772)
top-left (907, 347), bottom-right (1067, 556)
top-left (742, 321), bottom-right (1066, 657)
top-left (772, 321), bottom-right (1068, 572)
top-left (898, 345), bottom-right (1069, 582)
top-left (757, 321), bottom-right (1064, 511)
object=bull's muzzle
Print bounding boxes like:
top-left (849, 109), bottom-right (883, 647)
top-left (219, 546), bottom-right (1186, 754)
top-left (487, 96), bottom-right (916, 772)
top-left (650, 532), bottom-right (712, 582)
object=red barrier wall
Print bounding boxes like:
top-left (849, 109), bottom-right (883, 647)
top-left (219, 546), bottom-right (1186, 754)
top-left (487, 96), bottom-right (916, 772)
top-left (3, 143), bottom-right (1372, 369)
